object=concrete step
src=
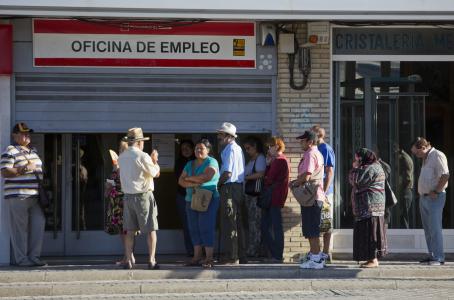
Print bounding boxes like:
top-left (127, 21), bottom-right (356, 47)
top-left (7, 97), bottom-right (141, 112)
top-left (1, 262), bottom-right (454, 298)
top-left (1, 262), bottom-right (454, 283)
top-left (0, 278), bottom-right (454, 298)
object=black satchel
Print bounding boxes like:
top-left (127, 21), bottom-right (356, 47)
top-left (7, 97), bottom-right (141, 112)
top-left (257, 184), bottom-right (273, 209)
top-left (34, 171), bottom-right (50, 209)
top-left (245, 159), bottom-right (263, 196)
top-left (384, 179), bottom-right (398, 209)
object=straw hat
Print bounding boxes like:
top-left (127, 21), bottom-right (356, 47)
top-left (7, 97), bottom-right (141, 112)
top-left (122, 127), bottom-right (150, 142)
top-left (217, 122), bottom-right (237, 138)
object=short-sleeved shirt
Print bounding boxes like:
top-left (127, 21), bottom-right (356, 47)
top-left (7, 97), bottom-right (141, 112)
top-left (118, 146), bottom-right (160, 194)
top-left (0, 144), bottom-right (43, 199)
top-left (184, 156), bottom-right (220, 202)
top-left (318, 143), bottom-right (335, 195)
top-left (220, 141), bottom-right (245, 184)
top-left (298, 146), bottom-right (325, 201)
top-left (245, 153), bottom-right (266, 176)
top-left (418, 147), bottom-right (449, 195)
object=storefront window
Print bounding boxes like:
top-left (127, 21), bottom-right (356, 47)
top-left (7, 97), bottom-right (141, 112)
top-left (335, 61), bottom-right (454, 229)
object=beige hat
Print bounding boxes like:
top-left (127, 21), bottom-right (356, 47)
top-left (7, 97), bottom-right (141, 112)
top-left (122, 127), bottom-right (150, 142)
top-left (217, 122), bottom-right (237, 138)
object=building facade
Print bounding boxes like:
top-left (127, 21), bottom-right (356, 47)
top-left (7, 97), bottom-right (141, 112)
top-left (1, 1), bottom-right (454, 264)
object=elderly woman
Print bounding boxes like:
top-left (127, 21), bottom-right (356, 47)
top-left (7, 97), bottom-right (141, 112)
top-left (349, 148), bottom-right (388, 268)
top-left (243, 136), bottom-right (266, 258)
top-left (178, 139), bottom-right (220, 268)
top-left (105, 141), bottom-right (133, 265)
top-left (261, 137), bottom-right (289, 263)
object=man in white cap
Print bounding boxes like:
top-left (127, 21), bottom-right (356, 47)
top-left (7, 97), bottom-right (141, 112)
top-left (118, 127), bottom-right (160, 269)
top-left (217, 122), bottom-right (247, 264)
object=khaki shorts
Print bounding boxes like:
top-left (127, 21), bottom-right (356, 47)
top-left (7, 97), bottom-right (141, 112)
top-left (123, 191), bottom-right (159, 233)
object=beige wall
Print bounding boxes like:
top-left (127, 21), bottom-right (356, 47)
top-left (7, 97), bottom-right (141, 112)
top-left (276, 23), bottom-right (331, 262)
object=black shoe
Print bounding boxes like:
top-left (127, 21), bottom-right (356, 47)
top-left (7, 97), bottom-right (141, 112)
top-left (148, 262), bottom-right (160, 270)
top-left (29, 257), bottom-right (47, 267)
top-left (419, 257), bottom-right (432, 264)
top-left (239, 258), bottom-right (248, 264)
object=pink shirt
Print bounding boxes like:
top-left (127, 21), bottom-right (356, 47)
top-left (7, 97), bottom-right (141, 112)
top-left (298, 146), bottom-right (325, 201)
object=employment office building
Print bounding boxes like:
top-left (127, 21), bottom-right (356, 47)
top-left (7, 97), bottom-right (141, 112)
top-left (0, 1), bottom-right (454, 264)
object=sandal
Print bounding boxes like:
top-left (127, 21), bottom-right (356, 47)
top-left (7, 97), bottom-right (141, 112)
top-left (184, 259), bottom-right (202, 267)
top-left (201, 259), bottom-right (214, 269)
top-left (360, 261), bottom-right (378, 268)
top-left (148, 262), bottom-right (160, 270)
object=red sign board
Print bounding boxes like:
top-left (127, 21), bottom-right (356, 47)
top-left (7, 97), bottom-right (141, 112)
top-left (0, 24), bottom-right (12, 75)
top-left (33, 19), bottom-right (256, 68)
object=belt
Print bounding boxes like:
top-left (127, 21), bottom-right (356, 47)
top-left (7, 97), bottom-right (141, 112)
top-left (225, 182), bottom-right (243, 185)
top-left (126, 190), bottom-right (153, 196)
top-left (423, 192), bottom-right (440, 197)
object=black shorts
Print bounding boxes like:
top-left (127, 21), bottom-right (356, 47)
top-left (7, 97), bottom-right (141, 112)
top-left (301, 201), bottom-right (323, 238)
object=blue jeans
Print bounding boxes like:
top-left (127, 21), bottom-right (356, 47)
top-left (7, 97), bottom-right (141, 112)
top-left (261, 206), bottom-right (283, 260)
top-left (186, 196), bottom-right (220, 247)
top-left (176, 193), bottom-right (193, 255)
top-left (419, 192), bottom-right (446, 262)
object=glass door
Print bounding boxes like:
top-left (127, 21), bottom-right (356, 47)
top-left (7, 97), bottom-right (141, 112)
top-left (41, 134), bottom-right (64, 255)
top-left (334, 61), bottom-right (428, 229)
top-left (63, 134), bottom-right (125, 255)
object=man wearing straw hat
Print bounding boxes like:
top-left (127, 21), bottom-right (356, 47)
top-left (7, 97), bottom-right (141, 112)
top-left (217, 122), bottom-right (247, 264)
top-left (118, 127), bottom-right (160, 269)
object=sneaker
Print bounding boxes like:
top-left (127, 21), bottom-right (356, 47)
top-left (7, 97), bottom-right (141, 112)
top-left (29, 257), bottom-right (47, 267)
top-left (428, 260), bottom-right (442, 266)
top-left (299, 259), bottom-right (324, 269)
top-left (321, 252), bottom-right (332, 264)
top-left (299, 252), bottom-right (312, 264)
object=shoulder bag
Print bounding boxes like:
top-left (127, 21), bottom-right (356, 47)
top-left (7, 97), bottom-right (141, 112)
top-left (245, 159), bottom-right (263, 196)
top-left (290, 165), bottom-right (324, 207)
top-left (257, 184), bottom-right (273, 209)
top-left (190, 161), bottom-right (213, 212)
top-left (384, 179), bottom-right (398, 209)
top-left (34, 171), bottom-right (50, 209)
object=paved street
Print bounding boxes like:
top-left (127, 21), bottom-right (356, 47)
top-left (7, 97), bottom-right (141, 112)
top-left (3, 288), bottom-right (454, 300)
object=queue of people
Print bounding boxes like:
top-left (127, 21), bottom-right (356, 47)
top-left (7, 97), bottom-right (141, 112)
top-left (0, 122), bottom-right (449, 269)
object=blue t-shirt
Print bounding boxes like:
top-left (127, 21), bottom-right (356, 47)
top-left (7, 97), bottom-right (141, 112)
top-left (183, 156), bottom-right (220, 202)
top-left (318, 143), bottom-right (335, 195)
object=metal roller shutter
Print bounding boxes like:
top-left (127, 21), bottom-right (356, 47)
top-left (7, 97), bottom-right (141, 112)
top-left (15, 73), bottom-right (273, 133)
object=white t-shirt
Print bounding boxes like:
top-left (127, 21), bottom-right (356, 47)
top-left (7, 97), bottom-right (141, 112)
top-left (418, 147), bottom-right (449, 195)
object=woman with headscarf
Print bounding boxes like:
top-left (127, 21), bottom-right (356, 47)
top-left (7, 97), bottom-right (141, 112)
top-left (349, 148), bottom-right (388, 268)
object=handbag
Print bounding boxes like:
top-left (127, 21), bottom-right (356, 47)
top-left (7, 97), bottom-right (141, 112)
top-left (290, 165), bottom-right (324, 207)
top-left (190, 161), bottom-right (213, 212)
top-left (257, 184), bottom-right (273, 209)
top-left (319, 200), bottom-right (332, 233)
top-left (384, 179), bottom-right (398, 209)
top-left (34, 172), bottom-right (50, 209)
top-left (245, 159), bottom-right (263, 196)
top-left (191, 187), bottom-right (213, 212)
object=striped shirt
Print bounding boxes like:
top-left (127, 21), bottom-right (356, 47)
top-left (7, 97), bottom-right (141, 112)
top-left (0, 144), bottom-right (43, 199)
